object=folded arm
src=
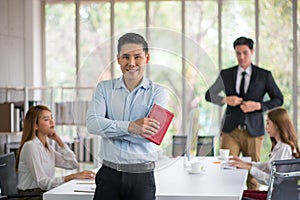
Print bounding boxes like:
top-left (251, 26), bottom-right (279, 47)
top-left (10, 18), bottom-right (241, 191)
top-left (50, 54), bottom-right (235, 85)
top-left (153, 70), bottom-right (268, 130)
top-left (86, 83), bottom-right (169, 143)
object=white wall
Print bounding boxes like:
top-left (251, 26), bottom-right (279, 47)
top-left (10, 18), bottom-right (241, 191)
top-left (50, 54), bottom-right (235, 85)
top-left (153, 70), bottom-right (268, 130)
top-left (0, 0), bottom-right (42, 88)
top-left (0, 0), bottom-right (42, 154)
top-left (25, 0), bottom-right (42, 87)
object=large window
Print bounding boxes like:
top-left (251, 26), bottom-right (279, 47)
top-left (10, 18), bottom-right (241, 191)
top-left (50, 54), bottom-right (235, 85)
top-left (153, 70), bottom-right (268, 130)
top-left (79, 2), bottom-right (111, 86)
top-left (44, 0), bottom-right (300, 159)
top-left (259, 0), bottom-right (295, 160)
top-left (45, 3), bottom-right (76, 87)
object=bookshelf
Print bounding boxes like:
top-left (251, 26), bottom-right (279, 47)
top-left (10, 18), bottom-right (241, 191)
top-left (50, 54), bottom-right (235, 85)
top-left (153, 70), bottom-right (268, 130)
top-left (53, 87), bottom-right (95, 164)
top-left (0, 132), bottom-right (22, 154)
top-left (0, 88), bottom-right (25, 154)
top-left (0, 86), bottom-right (98, 166)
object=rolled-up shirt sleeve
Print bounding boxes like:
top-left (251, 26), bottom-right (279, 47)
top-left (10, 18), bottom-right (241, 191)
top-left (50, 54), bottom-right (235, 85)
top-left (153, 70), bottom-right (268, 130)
top-left (249, 141), bottom-right (293, 185)
top-left (18, 139), bottom-right (79, 191)
top-left (21, 142), bottom-right (63, 190)
top-left (54, 145), bottom-right (79, 169)
top-left (250, 162), bottom-right (270, 185)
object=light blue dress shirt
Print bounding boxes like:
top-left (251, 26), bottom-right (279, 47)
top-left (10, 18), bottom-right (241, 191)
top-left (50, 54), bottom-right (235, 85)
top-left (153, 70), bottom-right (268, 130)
top-left (86, 76), bottom-right (169, 164)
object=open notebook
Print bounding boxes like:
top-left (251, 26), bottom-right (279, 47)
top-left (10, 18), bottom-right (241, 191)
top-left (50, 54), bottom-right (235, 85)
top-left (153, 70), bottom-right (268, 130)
top-left (142, 104), bottom-right (174, 145)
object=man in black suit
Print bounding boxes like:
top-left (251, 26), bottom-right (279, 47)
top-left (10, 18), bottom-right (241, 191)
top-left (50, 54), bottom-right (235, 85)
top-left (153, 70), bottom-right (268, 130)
top-left (205, 36), bottom-right (283, 189)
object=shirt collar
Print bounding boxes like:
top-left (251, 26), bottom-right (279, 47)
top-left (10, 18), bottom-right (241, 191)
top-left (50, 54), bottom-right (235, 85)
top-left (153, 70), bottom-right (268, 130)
top-left (238, 65), bottom-right (252, 75)
top-left (273, 140), bottom-right (283, 150)
top-left (115, 76), bottom-right (151, 90)
top-left (115, 76), bottom-right (125, 89)
top-left (32, 136), bottom-right (43, 146)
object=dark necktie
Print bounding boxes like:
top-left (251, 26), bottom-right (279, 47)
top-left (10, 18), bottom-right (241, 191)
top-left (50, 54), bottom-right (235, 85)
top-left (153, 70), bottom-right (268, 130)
top-left (240, 72), bottom-right (247, 97)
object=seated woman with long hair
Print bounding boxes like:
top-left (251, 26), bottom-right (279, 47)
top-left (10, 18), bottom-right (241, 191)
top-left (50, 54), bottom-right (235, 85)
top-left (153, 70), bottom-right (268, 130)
top-left (16, 105), bottom-right (95, 199)
top-left (229, 107), bottom-right (300, 200)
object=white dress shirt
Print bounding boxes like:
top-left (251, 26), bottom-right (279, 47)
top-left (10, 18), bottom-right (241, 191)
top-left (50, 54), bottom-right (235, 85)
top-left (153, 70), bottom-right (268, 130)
top-left (17, 137), bottom-right (79, 191)
top-left (236, 66), bottom-right (252, 95)
top-left (250, 140), bottom-right (293, 185)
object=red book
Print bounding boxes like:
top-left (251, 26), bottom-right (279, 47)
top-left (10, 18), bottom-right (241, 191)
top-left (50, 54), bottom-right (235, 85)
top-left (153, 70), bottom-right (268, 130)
top-left (143, 104), bottom-right (174, 145)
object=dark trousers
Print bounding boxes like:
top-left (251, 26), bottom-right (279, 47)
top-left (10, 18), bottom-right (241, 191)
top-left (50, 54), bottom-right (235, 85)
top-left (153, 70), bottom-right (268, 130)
top-left (93, 165), bottom-right (156, 200)
top-left (18, 188), bottom-right (44, 200)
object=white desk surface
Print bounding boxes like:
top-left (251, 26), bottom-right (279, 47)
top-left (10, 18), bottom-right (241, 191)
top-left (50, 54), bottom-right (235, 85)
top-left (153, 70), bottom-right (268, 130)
top-left (43, 156), bottom-right (250, 200)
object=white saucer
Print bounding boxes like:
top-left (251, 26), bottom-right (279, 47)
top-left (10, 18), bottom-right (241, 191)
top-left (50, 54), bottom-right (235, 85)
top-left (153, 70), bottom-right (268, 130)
top-left (187, 169), bottom-right (206, 174)
top-left (217, 156), bottom-right (229, 161)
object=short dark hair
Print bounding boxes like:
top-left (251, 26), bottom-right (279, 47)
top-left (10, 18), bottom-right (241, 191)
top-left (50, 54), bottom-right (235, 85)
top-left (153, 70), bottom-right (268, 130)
top-left (233, 36), bottom-right (254, 50)
top-left (117, 33), bottom-right (148, 55)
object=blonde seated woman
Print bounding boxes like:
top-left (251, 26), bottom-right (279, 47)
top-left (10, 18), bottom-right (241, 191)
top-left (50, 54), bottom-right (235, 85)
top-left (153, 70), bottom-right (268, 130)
top-left (229, 107), bottom-right (300, 200)
top-left (16, 105), bottom-right (95, 199)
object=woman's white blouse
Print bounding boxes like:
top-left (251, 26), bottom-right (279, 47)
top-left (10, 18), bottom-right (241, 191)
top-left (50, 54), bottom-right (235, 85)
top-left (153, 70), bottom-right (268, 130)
top-left (17, 137), bottom-right (79, 191)
top-left (250, 140), bottom-right (293, 185)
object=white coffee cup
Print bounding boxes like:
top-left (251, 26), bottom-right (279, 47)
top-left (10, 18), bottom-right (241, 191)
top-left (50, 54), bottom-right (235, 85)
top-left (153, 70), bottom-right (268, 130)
top-left (190, 161), bottom-right (204, 173)
top-left (219, 149), bottom-right (230, 160)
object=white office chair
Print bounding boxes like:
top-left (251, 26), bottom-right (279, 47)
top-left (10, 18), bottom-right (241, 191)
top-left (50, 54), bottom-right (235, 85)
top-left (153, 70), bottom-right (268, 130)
top-left (267, 158), bottom-right (300, 200)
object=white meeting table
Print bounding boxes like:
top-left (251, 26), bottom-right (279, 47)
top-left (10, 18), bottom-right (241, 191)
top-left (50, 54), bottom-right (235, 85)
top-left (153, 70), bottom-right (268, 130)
top-left (43, 156), bottom-right (250, 200)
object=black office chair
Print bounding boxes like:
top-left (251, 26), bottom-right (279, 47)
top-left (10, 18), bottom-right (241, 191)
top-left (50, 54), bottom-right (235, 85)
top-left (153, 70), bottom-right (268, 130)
top-left (267, 158), bottom-right (300, 200)
top-left (172, 135), bottom-right (187, 157)
top-left (197, 136), bottom-right (214, 156)
top-left (172, 135), bottom-right (215, 157)
top-left (0, 152), bottom-right (42, 199)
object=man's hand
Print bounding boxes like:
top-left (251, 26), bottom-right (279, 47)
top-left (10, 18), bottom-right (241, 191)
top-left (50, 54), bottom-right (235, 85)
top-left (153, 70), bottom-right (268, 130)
top-left (128, 118), bottom-right (160, 136)
top-left (223, 96), bottom-right (243, 106)
top-left (240, 101), bottom-right (261, 113)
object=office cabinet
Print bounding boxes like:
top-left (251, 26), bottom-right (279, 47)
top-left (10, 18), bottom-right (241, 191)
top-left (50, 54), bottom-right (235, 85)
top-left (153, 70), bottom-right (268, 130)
top-left (0, 87), bottom-right (96, 164)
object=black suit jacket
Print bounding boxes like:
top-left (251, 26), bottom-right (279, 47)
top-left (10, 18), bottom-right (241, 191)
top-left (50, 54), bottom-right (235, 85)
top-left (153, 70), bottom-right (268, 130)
top-left (205, 64), bottom-right (283, 137)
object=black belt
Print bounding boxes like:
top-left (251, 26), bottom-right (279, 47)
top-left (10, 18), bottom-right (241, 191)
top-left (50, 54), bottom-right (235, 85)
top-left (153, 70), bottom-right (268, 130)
top-left (102, 160), bottom-right (155, 173)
